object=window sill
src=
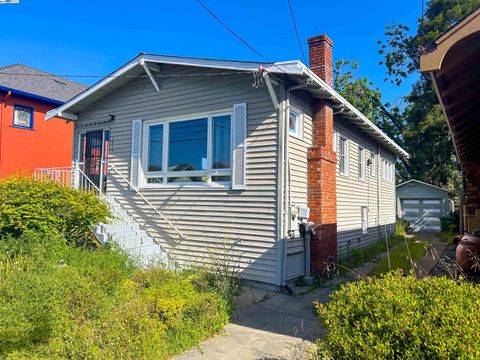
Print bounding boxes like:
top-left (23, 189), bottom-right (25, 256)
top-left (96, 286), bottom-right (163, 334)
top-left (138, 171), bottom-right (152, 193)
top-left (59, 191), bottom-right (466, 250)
top-left (289, 132), bottom-right (303, 141)
top-left (11, 125), bottom-right (34, 131)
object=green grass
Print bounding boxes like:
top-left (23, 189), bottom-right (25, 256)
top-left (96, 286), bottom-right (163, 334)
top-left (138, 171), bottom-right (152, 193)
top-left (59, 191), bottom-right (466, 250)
top-left (371, 236), bottom-right (426, 275)
top-left (0, 235), bottom-right (238, 359)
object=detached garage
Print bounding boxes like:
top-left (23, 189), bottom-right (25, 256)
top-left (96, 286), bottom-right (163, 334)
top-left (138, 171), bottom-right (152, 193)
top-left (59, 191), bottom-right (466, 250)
top-left (396, 180), bottom-right (451, 232)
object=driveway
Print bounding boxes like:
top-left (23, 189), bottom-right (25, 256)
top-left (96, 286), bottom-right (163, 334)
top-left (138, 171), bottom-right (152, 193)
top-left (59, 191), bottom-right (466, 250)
top-left (174, 285), bottom-right (331, 360)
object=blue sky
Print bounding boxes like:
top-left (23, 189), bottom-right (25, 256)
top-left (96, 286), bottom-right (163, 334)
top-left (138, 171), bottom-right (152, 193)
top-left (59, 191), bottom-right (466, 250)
top-left (0, 0), bottom-right (421, 104)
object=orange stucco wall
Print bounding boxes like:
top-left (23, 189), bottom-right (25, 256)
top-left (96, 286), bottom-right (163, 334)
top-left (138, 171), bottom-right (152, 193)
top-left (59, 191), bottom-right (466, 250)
top-left (0, 93), bottom-right (73, 178)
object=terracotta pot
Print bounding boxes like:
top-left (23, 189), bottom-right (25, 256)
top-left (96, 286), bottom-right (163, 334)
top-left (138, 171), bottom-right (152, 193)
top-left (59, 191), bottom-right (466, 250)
top-left (456, 234), bottom-right (480, 274)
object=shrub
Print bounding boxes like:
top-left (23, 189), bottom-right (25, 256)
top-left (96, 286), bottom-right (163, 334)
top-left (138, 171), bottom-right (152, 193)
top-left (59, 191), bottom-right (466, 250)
top-left (316, 272), bottom-right (480, 359)
top-left (0, 177), bottom-right (110, 243)
top-left (0, 235), bottom-right (232, 359)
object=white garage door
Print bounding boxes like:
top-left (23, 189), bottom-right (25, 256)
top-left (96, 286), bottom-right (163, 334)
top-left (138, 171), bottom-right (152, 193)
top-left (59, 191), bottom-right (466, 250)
top-left (401, 199), bottom-right (442, 232)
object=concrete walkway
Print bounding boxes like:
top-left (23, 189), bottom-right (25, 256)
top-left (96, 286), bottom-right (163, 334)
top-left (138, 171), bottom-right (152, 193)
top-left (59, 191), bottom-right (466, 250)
top-left (175, 286), bottom-right (332, 360)
top-left (176, 233), bottom-right (447, 360)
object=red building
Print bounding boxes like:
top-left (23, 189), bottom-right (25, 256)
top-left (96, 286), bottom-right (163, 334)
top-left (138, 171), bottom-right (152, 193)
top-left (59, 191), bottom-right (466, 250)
top-left (0, 64), bottom-right (86, 177)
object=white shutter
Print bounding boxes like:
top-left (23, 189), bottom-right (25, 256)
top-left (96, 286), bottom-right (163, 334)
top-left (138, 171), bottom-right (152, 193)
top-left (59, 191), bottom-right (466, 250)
top-left (130, 119), bottom-right (142, 190)
top-left (232, 103), bottom-right (247, 190)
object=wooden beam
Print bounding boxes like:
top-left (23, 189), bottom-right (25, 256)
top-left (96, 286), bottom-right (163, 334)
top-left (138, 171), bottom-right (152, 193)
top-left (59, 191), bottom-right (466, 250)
top-left (141, 59), bottom-right (160, 92)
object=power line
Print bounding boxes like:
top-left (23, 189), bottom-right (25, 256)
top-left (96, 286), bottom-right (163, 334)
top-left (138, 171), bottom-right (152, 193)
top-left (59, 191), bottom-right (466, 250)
top-left (0, 70), bottom-right (252, 79)
top-left (287, 0), bottom-right (306, 65)
top-left (195, 0), bottom-right (270, 62)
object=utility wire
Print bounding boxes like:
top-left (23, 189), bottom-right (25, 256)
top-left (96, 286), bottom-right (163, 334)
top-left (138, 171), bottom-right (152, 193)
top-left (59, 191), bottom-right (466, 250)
top-left (287, 0), bottom-right (306, 65)
top-left (195, 0), bottom-right (270, 62)
top-left (0, 71), bottom-right (252, 79)
top-left (194, 0), bottom-right (290, 77)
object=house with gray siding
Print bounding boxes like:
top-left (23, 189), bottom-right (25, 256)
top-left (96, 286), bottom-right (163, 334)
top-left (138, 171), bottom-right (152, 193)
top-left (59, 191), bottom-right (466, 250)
top-left (45, 34), bottom-right (408, 286)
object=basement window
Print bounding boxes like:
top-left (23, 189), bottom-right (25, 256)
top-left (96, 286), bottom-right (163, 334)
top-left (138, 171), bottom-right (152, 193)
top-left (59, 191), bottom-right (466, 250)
top-left (361, 206), bottom-right (368, 235)
top-left (13, 105), bottom-right (34, 129)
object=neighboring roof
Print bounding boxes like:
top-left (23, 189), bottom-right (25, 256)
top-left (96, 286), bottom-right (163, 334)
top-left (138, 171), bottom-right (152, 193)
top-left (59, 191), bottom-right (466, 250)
top-left (0, 64), bottom-right (87, 103)
top-left (420, 7), bottom-right (480, 165)
top-left (396, 179), bottom-right (449, 193)
top-left (46, 54), bottom-right (409, 158)
top-left (420, 6), bottom-right (480, 72)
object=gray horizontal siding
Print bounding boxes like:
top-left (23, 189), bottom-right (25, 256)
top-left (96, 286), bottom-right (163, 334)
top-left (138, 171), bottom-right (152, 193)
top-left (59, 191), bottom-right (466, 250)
top-left (334, 117), bottom-right (396, 256)
top-left (74, 65), bottom-right (280, 285)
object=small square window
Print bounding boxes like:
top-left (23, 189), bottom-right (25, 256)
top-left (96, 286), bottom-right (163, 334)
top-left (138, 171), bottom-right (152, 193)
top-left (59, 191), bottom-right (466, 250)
top-left (289, 110), bottom-right (302, 138)
top-left (13, 105), bottom-right (33, 129)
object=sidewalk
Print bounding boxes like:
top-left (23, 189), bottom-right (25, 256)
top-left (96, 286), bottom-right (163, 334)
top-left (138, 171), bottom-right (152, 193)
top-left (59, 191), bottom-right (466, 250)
top-left (174, 286), bottom-right (331, 360)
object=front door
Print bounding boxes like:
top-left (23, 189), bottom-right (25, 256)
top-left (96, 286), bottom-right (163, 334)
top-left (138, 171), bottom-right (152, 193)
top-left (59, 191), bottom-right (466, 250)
top-left (78, 129), bottom-right (110, 192)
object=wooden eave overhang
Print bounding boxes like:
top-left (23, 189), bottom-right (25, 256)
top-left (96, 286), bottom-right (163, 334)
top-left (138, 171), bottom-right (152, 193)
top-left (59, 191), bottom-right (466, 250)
top-left (420, 7), bottom-right (480, 167)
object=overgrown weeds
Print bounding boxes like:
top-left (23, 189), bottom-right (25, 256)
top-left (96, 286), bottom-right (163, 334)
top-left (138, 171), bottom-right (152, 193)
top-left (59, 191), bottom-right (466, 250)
top-left (371, 235), bottom-right (426, 275)
top-left (0, 178), bottom-right (237, 359)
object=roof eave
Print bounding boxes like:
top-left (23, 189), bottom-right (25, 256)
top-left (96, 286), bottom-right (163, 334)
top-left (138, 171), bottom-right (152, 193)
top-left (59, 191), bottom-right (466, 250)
top-left (297, 65), bottom-right (409, 158)
top-left (0, 85), bottom-right (64, 106)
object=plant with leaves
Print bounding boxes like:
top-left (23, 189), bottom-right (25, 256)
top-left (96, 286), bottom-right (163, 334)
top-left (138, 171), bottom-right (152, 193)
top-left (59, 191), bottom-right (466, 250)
top-left (376, 0), bottom-right (480, 189)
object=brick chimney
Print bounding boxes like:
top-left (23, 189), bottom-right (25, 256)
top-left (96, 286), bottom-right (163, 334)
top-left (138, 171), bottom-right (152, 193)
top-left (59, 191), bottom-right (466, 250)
top-left (307, 34), bottom-right (337, 274)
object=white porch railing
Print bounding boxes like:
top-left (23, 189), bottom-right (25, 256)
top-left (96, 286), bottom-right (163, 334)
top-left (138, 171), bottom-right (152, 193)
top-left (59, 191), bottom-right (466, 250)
top-left (32, 163), bottom-right (180, 265)
top-left (33, 166), bottom-right (72, 187)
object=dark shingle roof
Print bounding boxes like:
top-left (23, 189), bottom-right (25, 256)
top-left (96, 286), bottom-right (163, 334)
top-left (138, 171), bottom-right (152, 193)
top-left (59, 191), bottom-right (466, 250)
top-left (0, 64), bottom-right (87, 103)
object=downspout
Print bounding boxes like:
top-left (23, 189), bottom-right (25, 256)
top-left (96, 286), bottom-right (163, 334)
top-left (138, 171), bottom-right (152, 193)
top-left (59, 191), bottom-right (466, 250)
top-left (377, 143), bottom-right (381, 238)
top-left (282, 84), bottom-right (309, 285)
top-left (276, 84), bottom-right (286, 286)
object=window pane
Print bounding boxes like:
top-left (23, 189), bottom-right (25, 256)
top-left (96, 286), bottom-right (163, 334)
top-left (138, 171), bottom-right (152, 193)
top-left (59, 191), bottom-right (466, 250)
top-left (148, 124), bottom-right (163, 172)
top-left (212, 175), bottom-right (231, 182)
top-left (147, 177), bottom-right (163, 183)
top-left (289, 112), bottom-right (297, 134)
top-left (168, 119), bottom-right (207, 171)
top-left (212, 115), bottom-right (231, 169)
top-left (13, 106), bottom-right (32, 128)
top-left (167, 176), bottom-right (206, 183)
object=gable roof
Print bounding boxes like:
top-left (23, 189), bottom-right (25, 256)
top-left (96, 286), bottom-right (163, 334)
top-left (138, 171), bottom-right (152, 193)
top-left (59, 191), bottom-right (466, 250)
top-left (396, 179), bottom-right (449, 193)
top-left (0, 64), bottom-right (87, 103)
top-left (45, 53), bottom-right (409, 158)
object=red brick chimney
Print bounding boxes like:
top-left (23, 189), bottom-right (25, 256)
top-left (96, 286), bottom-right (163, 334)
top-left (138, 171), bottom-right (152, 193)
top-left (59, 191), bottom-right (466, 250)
top-left (307, 34), bottom-right (337, 274)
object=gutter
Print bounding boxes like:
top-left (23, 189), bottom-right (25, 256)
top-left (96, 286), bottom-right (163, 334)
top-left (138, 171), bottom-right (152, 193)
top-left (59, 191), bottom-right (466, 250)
top-left (299, 65), bottom-right (409, 159)
top-left (0, 85), bottom-right (64, 106)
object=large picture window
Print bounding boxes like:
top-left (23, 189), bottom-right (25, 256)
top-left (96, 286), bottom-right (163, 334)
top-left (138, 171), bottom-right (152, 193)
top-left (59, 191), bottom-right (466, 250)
top-left (144, 112), bottom-right (232, 185)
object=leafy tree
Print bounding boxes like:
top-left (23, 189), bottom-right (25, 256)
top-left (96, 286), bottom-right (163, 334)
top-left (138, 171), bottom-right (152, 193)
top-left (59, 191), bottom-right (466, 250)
top-left (334, 1), bottom-right (480, 192)
top-left (377, 0), bottom-right (480, 191)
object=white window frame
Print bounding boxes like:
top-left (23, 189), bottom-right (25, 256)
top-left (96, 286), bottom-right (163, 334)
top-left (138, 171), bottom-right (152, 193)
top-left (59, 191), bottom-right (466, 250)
top-left (382, 158), bottom-right (394, 182)
top-left (358, 146), bottom-right (366, 181)
top-left (141, 110), bottom-right (233, 188)
top-left (361, 206), bottom-right (368, 235)
top-left (333, 129), bottom-right (338, 152)
top-left (288, 108), bottom-right (303, 139)
top-left (371, 152), bottom-right (377, 177)
top-left (338, 134), bottom-right (349, 176)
